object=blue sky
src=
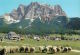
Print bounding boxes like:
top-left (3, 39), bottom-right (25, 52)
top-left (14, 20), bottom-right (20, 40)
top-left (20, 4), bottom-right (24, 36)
top-left (0, 0), bottom-right (80, 17)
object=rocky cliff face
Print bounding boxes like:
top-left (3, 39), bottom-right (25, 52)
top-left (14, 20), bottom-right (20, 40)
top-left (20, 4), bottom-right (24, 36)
top-left (4, 2), bottom-right (66, 22)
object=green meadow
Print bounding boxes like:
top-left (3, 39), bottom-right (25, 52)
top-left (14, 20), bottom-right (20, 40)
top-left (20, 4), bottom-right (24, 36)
top-left (0, 34), bottom-right (80, 55)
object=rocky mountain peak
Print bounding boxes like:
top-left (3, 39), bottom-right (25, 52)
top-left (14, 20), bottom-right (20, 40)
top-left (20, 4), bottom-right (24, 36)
top-left (31, 2), bottom-right (39, 5)
top-left (54, 5), bottom-right (66, 16)
top-left (4, 2), bottom-right (66, 22)
top-left (19, 4), bottom-right (25, 8)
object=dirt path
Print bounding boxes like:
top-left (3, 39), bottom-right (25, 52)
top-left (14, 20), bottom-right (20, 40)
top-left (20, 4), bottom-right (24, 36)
top-left (71, 50), bottom-right (80, 52)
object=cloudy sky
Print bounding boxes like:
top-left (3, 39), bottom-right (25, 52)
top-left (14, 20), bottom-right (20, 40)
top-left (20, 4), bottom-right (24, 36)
top-left (0, 0), bottom-right (80, 17)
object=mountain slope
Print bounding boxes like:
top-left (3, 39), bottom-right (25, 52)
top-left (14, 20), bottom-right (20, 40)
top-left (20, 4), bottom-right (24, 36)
top-left (67, 17), bottom-right (80, 30)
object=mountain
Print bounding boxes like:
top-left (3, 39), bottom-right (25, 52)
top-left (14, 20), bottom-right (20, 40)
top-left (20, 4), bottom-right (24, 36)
top-left (0, 2), bottom-right (70, 34)
top-left (4, 16), bottom-right (67, 34)
top-left (3, 2), bottom-right (66, 24)
top-left (26, 16), bottom-right (68, 34)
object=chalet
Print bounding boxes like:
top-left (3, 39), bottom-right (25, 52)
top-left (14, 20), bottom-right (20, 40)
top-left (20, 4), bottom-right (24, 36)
top-left (33, 35), bottom-right (40, 41)
top-left (7, 32), bottom-right (20, 40)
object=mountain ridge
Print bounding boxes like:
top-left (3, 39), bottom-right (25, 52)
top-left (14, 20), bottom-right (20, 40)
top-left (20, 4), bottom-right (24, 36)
top-left (3, 2), bottom-right (66, 24)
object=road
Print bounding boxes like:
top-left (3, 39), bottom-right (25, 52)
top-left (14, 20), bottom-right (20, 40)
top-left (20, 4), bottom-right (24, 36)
top-left (71, 50), bottom-right (80, 52)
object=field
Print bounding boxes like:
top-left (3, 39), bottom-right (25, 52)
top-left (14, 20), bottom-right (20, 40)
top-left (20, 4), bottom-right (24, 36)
top-left (0, 35), bottom-right (80, 55)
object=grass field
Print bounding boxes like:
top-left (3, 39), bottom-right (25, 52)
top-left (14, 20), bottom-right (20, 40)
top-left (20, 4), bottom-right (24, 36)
top-left (1, 37), bottom-right (80, 49)
top-left (0, 35), bottom-right (80, 55)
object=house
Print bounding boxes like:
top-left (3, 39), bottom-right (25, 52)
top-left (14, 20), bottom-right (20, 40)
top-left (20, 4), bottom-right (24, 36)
top-left (47, 36), bottom-right (61, 41)
top-left (33, 35), bottom-right (40, 41)
top-left (6, 32), bottom-right (20, 40)
top-left (54, 37), bottom-right (61, 40)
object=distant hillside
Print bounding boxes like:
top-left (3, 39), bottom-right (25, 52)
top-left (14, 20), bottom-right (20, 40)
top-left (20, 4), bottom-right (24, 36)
top-left (0, 16), bottom-right (68, 34)
top-left (67, 17), bottom-right (80, 30)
